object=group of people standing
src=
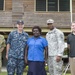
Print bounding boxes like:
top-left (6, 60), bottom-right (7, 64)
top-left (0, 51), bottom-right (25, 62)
top-left (0, 19), bottom-right (75, 75)
top-left (6, 19), bottom-right (65, 75)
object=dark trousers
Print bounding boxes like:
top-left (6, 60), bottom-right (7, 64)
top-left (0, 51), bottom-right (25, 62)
top-left (27, 61), bottom-right (47, 75)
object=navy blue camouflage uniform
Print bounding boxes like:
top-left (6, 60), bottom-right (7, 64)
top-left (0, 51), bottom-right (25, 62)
top-left (7, 30), bottom-right (29, 75)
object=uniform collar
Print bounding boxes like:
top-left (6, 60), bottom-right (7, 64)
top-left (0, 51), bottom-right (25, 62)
top-left (48, 28), bottom-right (56, 34)
top-left (16, 30), bottom-right (25, 35)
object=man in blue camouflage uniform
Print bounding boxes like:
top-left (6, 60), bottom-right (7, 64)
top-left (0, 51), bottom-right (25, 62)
top-left (6, 20), bottom-right (29, 75)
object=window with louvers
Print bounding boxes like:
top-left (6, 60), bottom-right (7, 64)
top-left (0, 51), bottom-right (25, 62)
top-left (59, 0), bottom-right (70, 11)
top-left (36, 0), bottom-right (70, 12)
top-left (0, 0), bottom-right (4, 10)
top-left (48, 0), bottom-right (58, 11)
top-left (36, 0), bottom-right (46, 11)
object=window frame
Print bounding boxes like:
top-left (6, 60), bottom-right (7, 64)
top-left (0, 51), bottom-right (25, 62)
top-left (35, 0), bottom-right (70, 12)
top-left (0, 0), bottom-right (5, 11)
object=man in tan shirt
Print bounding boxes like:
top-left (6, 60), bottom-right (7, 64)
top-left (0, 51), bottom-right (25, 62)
top-left (67, 22), bottom-right (75, 75)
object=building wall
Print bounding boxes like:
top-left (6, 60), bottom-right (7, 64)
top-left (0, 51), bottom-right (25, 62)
top-left (0, 0), bottom-right (73, 28)
top-left (23, 0), bottom-right (34, 12)
top-left (0, 0), bottom-right (75, 28)
top-left (23, 12), bottom-right (71, 28)
top-left (0, 12), bottom-right (12, 27)
top-left (73, 0), bottom-right (75, 12)
top-left (5, 0), bottom-right (12, 10)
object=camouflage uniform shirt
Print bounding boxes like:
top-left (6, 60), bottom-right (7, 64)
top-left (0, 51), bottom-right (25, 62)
top-left (46, 28), bottom-right (65, 56)
top-left (7, 30), bottom-right (29, 59)
top-left (0, 35), bottom-right (6, 50)
top-left (0, 34), bottom-right (6, 72)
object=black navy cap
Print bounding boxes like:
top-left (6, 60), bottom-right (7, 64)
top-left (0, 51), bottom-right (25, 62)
top-left (17, 20), bottom-right (24, 25)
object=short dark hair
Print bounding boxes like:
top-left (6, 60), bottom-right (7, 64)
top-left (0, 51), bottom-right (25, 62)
top-left (32, 26), bottom-right (41, 33)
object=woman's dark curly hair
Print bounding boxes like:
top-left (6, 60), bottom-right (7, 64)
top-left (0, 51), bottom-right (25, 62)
top-left (32, 26), bottom-right (42, 34)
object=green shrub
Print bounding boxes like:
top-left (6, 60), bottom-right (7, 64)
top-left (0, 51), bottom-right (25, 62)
top-left (24, 65), bottom-right (28, 72)
top-left (45, 65), bottom-right (49, 72)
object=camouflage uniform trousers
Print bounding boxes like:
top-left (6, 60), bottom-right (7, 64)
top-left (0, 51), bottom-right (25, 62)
top-left (48, 56), bottom-right (63, 75)
top-left (7, 57), bottom-right (25, 75)
top-left (0, 53), bottom-right (2, 72)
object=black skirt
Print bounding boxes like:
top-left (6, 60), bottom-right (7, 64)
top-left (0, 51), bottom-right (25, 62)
top-left (27, 61), bottom-right (47, 75)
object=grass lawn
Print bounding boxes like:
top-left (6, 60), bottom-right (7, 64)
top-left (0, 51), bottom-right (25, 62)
top-left (0, 72), bottom-right (71, 75)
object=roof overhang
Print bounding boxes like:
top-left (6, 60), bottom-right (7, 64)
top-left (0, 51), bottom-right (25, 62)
top-left (0, 27), bottom-right (71, 33)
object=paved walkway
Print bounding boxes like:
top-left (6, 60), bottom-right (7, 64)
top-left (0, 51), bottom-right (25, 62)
top-left (1, 67), bottom-right (7, 72)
